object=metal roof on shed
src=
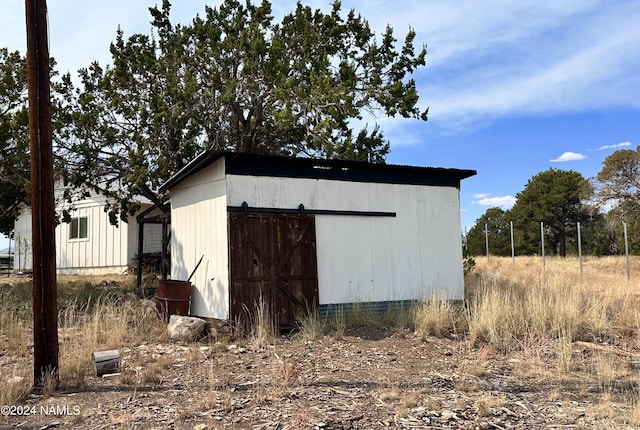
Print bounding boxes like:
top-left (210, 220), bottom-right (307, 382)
top-left (160, 151), bottom-right (476, 192)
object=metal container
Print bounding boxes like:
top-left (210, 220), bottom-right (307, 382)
top-left (155, 280), bottom-right (191, 322)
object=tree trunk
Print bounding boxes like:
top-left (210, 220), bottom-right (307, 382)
top-left (559, 228), bottom-right (567, 257)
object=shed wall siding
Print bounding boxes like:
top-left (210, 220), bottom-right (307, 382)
top-left (13, 201), bottom-right (133, 274)
top-left (226, 175), bottom-right (464, 305)
top-left (13, 193), bottom-right (163, 275)
top-left (170, 158), bottom-right (229, 319)
top-left (55, 202), bottom-right (131, 273)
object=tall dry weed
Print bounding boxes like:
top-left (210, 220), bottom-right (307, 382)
top-left (270, 352), bottom-right (301, 397)
top-left (556, 326), bottom-right (574, 372)
top-left (414, 293), bottom-right (463, 338)
top-left (246, 295), bottom-right (276, 349)
top-left (328, 306), bottom-right (347, 339)
top-left (466, 278), bottom-right (527, 352)
top-left (295, 310), bottom-right (326, 340)
top-left (1, 310), bottom-right (31, 357)
top-left (0, 281), bottom-right (33, 357)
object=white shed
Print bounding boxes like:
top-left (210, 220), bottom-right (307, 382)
top-left (161, 151), bottom-right (475, 326)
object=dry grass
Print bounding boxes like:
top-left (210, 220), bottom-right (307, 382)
top-left (295, 308), bottom-right (325, 340)
top-left (0, 276), bottom-right (167, 392)
top-left (295, 255), bottom-right (640, 358)
top-left (0, 373), bottom-right (31, 406)
top-left (413, 292), bottom-right (464, 338)
top-left (475, 393), bottom-right (506, 417)
top-left (326, 307), bottom-right (347, 339)
top-left (245, 295), bottom-right (277, 349)
top-left (58, 292), bottom-right (166, 389)
top-left (466, 256), bottom-right (640, 351)
top-left (465, 256), bottom-right (640, 426)
top-left (3, 259), bottom-right (640, 426)
top-left (269, 352), bottom-right (301, 397)
top-left (0, 281), bottom-right (33, 358)
top-left (378, 389), bottom-right (401, 403)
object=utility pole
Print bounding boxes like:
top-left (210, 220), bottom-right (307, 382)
top-left (25, 0), bottom-right (59, 389)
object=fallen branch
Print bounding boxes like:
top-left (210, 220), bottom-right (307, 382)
top-left (574, 341), bottom-right (640, 359)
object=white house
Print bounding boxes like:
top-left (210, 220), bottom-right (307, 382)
top-left (161, 151), bottom-right (475, 327)
top-left (0, 246), bottom-right (13, 273)
top-left (13, 189), bottom-right (164, 275)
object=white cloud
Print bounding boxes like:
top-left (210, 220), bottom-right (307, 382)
top-left (3, 0), bottom-right (640, 133)
top-left (550, 152), bottom-right (587, 162)
top-left (473, 194), bottom-right (516, 209)
top-left (416, 1), bottom-right (640, 130)
top-left (595, 141), bottom-right (632, 151)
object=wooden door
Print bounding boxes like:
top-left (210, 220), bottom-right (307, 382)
top-left (229, 213), bottom-right (318, 328)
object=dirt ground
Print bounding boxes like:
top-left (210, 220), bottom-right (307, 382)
top-left (3, 322), bottom-right (639, 430)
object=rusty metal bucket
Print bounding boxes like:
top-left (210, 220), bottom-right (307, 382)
top-left (155, 280), bottom-right (191, 322)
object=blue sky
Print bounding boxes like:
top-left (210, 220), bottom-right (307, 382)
top-left (1, 0), bottom-right (640, 249)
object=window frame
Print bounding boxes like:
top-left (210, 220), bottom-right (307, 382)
top-left (69, 216), bottom-right (89, 241)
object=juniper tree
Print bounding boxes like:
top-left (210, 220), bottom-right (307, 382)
top-left (59, 0), bottom-right (429, 222)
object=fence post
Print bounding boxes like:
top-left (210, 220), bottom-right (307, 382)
top-left (485, 223), bottom-right (489, 261)
top-left (577, 222), bottom-right (582, 276)
top-left (510, 221), bottom-right (515, 266)
top-left (624, 222), bottom-right (630, 281)
top-left (541, 222), bottom-right (545, 271)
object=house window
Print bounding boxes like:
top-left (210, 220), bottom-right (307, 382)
top-left (69, 216), bottom-right (88, 240)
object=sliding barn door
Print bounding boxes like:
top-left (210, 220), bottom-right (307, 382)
top-left (228, 213), bottom-right (318, 328)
